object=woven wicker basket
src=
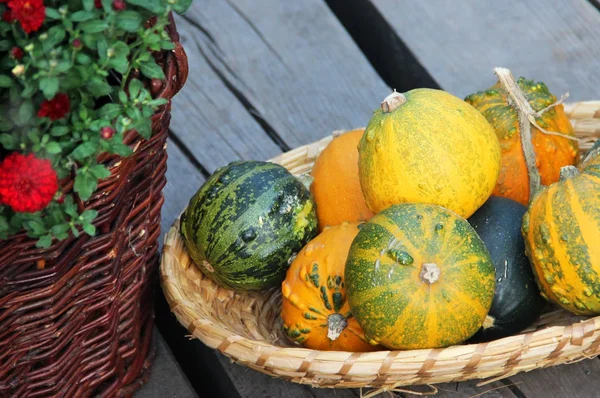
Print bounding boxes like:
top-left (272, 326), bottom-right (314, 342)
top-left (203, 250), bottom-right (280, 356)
top-left (0, 16), bottom-right (188, 398)
top-left (160, 101), bottom-right (600, 392)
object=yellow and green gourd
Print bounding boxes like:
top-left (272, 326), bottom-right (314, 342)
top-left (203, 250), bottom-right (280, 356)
top-left (523, 143), bottom-right (600, 315)
top-left (345, 203), bottom-right (496, 350)
top-left (358, 89), bottom-right (501, 218)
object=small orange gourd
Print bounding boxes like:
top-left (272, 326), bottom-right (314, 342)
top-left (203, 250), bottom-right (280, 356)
top-left (311, 129), bottom-right (374, 231)
top-left (465, 77), bottom-right (579, 205)
top-left (281, 223), bottom-right (377, 351)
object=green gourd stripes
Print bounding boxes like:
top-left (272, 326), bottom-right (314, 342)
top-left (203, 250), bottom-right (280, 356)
top-left (181, 160), bottom-right (317, 291)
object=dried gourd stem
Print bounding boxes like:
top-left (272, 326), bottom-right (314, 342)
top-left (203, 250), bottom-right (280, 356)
top-left (493, 67), bottom-right (542, 203)
top-left (535, 92), bottom-right (570, 117)
top-left (527, 114), bottom-right (580, 142)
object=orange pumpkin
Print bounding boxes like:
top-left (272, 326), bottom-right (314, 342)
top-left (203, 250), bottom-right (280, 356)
top-left (311, 129), bottom-right (374, 231)
top-left (281, 223), bottom-right (377, 351)
top-left (465, 77), bottom-right (579, 205)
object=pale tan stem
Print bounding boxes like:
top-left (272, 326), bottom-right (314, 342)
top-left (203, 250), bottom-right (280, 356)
top-left (419, 263), bottom-right (440, 284)
top-left (493, 67), bottom-right (541, 203)
top-left (381, 91), bottom-right (407, 113)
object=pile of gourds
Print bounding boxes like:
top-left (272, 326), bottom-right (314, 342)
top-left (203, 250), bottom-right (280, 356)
top-left (180, 67), bottom-right (599, 352)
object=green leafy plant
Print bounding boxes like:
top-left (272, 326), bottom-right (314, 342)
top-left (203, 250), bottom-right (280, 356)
top-left (0, 0), bottom-right (192, 247)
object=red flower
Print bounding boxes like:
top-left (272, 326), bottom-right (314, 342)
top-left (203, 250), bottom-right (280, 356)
top-left (10, 47), bottom-right (23, 60)
top-left (0, 153), bottom-right (58, 213)
top-left (2, 9), bottom-right (14, 22)
top-left (94, 0), bottom-right (101, 8)
top-left (38, 93), bottom-right (70, 121)
top-left (7, 0), bottom-right (45, 34)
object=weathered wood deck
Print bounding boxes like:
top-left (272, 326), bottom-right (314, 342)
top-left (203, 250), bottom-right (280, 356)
top-left (140, 1), bottom-right (600, 397)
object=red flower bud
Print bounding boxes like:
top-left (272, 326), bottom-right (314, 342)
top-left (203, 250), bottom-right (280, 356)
top-left (94, 0), bottom-right (102, 8)
top-left (72, 39), bottom-right (82, 49)
top-left (56, 194), bottom-right (65, 204)
top-left (10, 47), bottom-right (24, 60)
top-left (100, 127), bottom-right (115, 140)
top-left (113, 0), bottom-right (125, 10)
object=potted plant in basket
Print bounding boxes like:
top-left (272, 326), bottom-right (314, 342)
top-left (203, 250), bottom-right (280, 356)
top-left (0, 0), bottom-right (189, 396)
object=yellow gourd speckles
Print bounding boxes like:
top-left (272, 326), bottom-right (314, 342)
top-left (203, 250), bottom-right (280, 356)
top-left (358, 88), bottom-right (501, 218)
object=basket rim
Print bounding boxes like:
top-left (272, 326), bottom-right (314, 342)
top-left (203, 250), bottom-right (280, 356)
top-left (160, 100), bottom-right (600, 389)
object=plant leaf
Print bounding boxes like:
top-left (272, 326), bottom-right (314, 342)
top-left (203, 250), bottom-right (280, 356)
top-left (74, 170), bottom-right (98, 201)
top-left (36, 234), bottom-right (53, 248)
top-left (125, 0), bottom-right (166, 14)
top-left (98, 103), bottom-right (122, 119)
top-left (128, 78), bottom-right (143, 99)
top-left (71, 10), bottom-right (97, 22)
top-left (0, 133), bottom-right (16, 149)
top-left (39, 77), bottom-right (59, 99)
top-left (172, 0), bottom-right (193, 14)
top-left (51, 126), bottom-right (70, 136)
top-left (45, 8), bottom-right (61, 19)
top-left (89, 164), bottom-right (111, 179)
top-left (70, 141), bottom-right (97, 160)
top-left (138, 59), bottom-right (164, 79)
top-left (0, 75), bottom-right (12, 88)
top-left (80, 20), bottom-right (109, 33)
top-left (116, 11), bottom-right (142, 32)
top-left (83, 223), bottom-right (96, 236)
top-left (45, 141), bottom-right (62, 154)
top-left (80, 209), bottom-right (98, 223)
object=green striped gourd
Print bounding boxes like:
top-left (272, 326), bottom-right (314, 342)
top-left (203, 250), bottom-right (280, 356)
top-left (180, 161), bottom-right (318, 291)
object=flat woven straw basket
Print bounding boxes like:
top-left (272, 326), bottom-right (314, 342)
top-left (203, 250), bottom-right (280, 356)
top-left (161, 101), bottom-right (600, 392)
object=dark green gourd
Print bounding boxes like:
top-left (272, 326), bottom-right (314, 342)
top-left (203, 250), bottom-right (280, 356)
top-left (180, 161), bottom-right (318, 291)
top-left (468, 196), bottom-right (545, 342)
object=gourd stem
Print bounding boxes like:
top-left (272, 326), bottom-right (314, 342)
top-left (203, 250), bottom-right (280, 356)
top-left (493, 67), bottom-right (542, 205)
top-left (381, 91), bottom-right (407, 113)
top-left (327, 313), bottom-right (348, 341)
top-left (559, 165), bottom-right (580, 181)
top-left (482, 315), bottom-right (496, 330)
top-left (419, 263), bottom-right (440, 284)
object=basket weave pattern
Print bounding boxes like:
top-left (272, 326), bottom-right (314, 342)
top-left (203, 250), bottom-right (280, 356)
top-left (161, 102), bottom-right (600, 390)
top-left (0, 17), bottom-right (188, 397)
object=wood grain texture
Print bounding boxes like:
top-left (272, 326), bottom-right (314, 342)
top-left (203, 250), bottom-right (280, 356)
top-left (507, 361), bottom-right (600, 398)
top-left (137, 329), bottom-right (198, 398)
top-left (160, 138), bottom-right (206, 241)
top-left (179, 0), bottom-right (390, 150)
top-left (371, 0), bottom-right (600, 101)
top-left (168, 17), bottom-right (283, 174)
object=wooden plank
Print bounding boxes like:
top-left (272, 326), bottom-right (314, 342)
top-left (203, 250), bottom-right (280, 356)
top-left (507, 361), bottom-right (600, 398)
top-left (371, 0), bottom-right (600, 101)
top-left (137, 328), bottom-right (198, 398)
top-left (168, 17), bottom-right (282, 174)
top-left (178, 0), bottom-right (391, 150)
